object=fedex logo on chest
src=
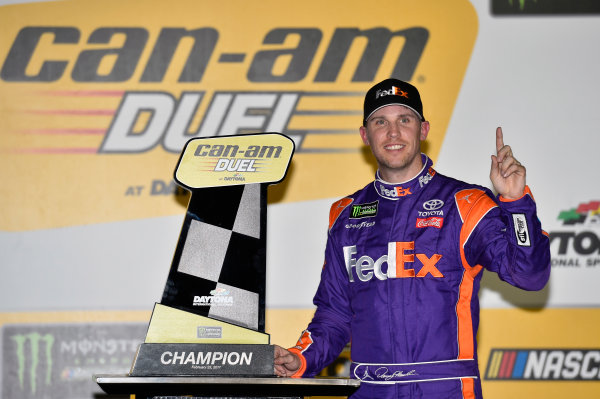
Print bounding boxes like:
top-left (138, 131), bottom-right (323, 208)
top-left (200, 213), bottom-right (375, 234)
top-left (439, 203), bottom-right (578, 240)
top-left (344, 241), bottom-right (443, 282)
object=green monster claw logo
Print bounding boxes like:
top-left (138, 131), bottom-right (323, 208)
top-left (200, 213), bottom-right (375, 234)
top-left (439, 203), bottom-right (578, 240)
top-left (350, 202), bottom-right (378, 219)
top-left (12, 333), bottom-right (55, 394)
top-left (509, 0), bottom-right (537, 11)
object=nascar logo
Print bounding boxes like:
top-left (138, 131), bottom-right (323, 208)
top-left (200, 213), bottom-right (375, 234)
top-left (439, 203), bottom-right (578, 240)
top-left (486, 349), bottom-right (600, 380)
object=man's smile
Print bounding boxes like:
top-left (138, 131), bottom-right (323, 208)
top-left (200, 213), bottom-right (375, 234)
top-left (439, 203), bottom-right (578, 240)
top-left (384, 144), bottom-right (406, 150)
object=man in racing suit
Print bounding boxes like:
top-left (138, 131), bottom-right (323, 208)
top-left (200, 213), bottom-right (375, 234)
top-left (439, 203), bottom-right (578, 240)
top-left (273, 79), bottom-right (551, 399)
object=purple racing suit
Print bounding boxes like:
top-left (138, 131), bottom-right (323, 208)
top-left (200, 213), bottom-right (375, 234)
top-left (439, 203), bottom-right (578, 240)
top-left (288, 154), bottom-right (550, 399)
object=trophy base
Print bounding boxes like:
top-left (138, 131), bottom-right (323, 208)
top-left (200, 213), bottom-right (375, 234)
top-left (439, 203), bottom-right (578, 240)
top-left (133, 304), bottom-right (273, 377)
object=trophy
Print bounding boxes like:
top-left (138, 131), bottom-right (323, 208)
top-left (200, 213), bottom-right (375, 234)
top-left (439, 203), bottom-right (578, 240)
top-left (95, 133), bottom-right (359, 397)
top-left (130, 133), bottom-right (294, 377)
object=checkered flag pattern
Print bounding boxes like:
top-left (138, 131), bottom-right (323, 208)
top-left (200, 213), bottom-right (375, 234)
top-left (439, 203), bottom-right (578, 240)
top-left (161, 183), bottom-right (267, 332)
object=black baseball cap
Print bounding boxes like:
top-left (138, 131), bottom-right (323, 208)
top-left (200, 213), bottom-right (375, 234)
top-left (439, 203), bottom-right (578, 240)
top-left (363, 78), bottom-right (425, 125)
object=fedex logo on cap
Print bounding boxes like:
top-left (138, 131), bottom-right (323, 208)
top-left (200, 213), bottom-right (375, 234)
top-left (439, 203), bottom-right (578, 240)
top-left (376, 86), bottom-right (409, 99)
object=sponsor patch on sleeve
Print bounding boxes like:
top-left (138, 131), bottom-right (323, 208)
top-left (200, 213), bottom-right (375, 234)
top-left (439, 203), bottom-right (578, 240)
top-left (512, 213), bottom-right (531, 247)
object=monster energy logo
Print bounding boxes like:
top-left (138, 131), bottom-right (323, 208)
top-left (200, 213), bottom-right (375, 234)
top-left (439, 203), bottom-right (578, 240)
top-left (510, 0), bottom-right (532, 10)
top-left (350, 201), bottom-right (378, 219)
top-left (11, 332), bottom-right (55, 394)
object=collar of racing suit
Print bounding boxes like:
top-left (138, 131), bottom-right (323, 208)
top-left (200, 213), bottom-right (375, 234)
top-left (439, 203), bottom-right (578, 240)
top-left (374, 153), bottom-right (436, 200)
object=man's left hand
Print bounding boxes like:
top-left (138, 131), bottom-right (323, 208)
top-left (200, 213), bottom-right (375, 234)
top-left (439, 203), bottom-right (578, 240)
top-left (490, 127), bottom-right (526, 199)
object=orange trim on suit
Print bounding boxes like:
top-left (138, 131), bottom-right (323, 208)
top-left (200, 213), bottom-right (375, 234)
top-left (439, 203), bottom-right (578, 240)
top-left (455, 189), bottom-right (498, 399)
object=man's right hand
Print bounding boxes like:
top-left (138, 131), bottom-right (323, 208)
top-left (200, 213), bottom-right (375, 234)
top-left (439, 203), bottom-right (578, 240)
top-left (274, 345), bottom-right (302, 377)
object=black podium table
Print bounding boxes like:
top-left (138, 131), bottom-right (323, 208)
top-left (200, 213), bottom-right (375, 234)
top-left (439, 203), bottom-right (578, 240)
top-left (94, 374), bottom-right (360, 398)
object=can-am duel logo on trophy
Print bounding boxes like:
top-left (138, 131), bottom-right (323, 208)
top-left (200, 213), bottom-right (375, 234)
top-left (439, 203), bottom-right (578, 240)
top-left (175, 135), bottom-right (291, 188)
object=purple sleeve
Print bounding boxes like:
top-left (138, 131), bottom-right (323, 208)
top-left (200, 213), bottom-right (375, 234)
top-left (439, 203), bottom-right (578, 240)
top-left (292, 231), bottom-right (353, 377)
top-left (464, 187), bottom-right (551, 291)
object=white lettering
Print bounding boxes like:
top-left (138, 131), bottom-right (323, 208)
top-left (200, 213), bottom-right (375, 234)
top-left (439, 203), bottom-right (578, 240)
top-left (387, 241), bottom-right (397, 278)
top-left (212, 352), bottom-right (224, 364)
top-left (375, 87), bottom-right (399, 98)
top-left (164, 92), bottom-right (204, 151)
top-left (214, 158), bottom-right (257, 172)
top-left (524, 351), bottom-right (546, 379)
top-left (345, 221), bottom-right (375, 229)
top-left (419, 173), bottom-right (433, 187)
top-left (417, 210), bottom-right (444, 217)
top-left (160, 351), bottom-right (173, 365)
top-left (356, 255), bottom-right (374, 281)
top-left (101, 92), bottom-right (174, 152)
top-left (184, 352), bottom-right (196, 365)
top-left (581, 351), bottom-right (600, 379)
top-left (172, 351), bottom-right (185, 364)
top-left (562, 351), bottom-right (582, 379)
top-left (228, 352), bottom-right (240, 365)
top-left (344, 245), bottom-right (358, 282)
top-left (344, 243), bottom-right (393, 282)
top-left (100, 92), bottom-right (298, 154)
top-left (543, 351), bottom-right (564, 379)
top-left (240, 352), bottom-right (252, 365)
top-left (215, 159), bottom-right (229, 171)
top-left (159, 351), bottom-right (253, 366)
top-left (374, 254), bottom-right (388, 280)
top-left (381, 186), bottom-right (394, 196)
top-left (197, 352), bottom-right (212, 364)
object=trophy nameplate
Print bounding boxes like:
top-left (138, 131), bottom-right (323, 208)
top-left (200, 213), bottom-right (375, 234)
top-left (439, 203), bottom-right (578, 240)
top-left (130, 343), bottom-right (274, 377)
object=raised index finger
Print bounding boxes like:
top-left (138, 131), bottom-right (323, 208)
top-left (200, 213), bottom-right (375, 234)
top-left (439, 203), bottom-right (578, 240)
top-left (496, 126), bottom-right (504, 153)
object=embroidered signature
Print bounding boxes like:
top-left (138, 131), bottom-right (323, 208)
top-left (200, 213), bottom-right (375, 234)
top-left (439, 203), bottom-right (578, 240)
top-left (359, 366), bottom-right (419, 381)
top-left (375, 367), bottom-right (418, 380)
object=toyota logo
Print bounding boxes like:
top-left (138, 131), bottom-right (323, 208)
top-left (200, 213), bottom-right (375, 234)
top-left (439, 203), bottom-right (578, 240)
top-left (423, 199), bottom-right (444, 211)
